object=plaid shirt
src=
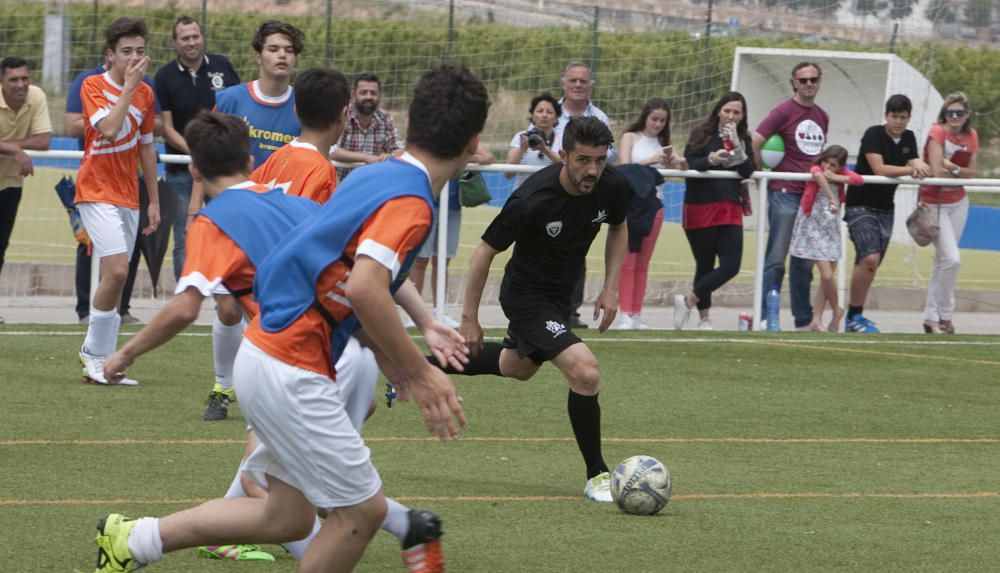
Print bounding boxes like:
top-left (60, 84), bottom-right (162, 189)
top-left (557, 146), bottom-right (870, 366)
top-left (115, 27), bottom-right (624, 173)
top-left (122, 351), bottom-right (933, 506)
top-left (335, 104), bottom-right (402, 179)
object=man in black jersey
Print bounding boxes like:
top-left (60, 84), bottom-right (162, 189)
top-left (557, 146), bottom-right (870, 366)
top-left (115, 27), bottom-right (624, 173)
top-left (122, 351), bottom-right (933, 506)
top-left (456, 116), bottom-right (628, 502)
top-left (843, 94), bottom-right (931, 333)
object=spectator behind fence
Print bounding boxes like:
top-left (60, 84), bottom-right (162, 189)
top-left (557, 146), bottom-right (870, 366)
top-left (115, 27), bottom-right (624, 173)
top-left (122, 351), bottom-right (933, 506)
top-left (919, 92), bottom-right (978, 335)
top-left (154, 15), bottom-right (240, 280)
top-left (0, 57), bottom-right (52, 325)
top-left (66, 56), bottom-right (161, 325)
top-left (76, 16), bottom-right (159, 386)
top-left (843, 94), bottom-right (930, 334)
top-left (752, 61), bottom-right (828, 330)
top-left (678, 91), bottom-right (755, 331)
top-left (789, 145), bottom-right (863, 332)
top-left (615, 97), bottom-right (685, 330)
top-left (556, 62), bottom-right (614, 330)
top-left (330, 72), bottom-right (402, 181)
top-left (506, 91), bottom-right (562, 189)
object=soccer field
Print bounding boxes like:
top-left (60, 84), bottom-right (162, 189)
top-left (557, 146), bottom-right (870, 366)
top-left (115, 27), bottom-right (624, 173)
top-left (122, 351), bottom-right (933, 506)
top-left (1, 325), bottom-right (998, 572)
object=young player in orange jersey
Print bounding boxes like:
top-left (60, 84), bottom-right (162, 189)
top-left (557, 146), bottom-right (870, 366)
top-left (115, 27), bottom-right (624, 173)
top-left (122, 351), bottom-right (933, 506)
top-left (76, 17), bottom-right (159, 385)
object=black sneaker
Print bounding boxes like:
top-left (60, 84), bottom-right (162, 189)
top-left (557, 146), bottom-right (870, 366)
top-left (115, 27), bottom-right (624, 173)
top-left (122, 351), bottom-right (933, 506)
top-left (203, 391), bottom-right (231, 421)
top-left (401, 509), bottom-right (444, 573)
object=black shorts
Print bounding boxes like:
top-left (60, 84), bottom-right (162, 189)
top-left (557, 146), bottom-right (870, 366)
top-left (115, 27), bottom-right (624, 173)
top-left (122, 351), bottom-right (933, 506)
top-left (845, 205), bottom-right (893, 264)
top-left (499, 292), bottom-right (582, 363)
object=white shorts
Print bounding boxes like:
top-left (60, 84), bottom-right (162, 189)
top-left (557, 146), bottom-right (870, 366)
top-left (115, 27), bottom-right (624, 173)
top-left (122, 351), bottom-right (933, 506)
top-left (235, 340), bottom-right (382, 511)
top-left (334, 337), bottom-right (379, 432)
top-left (77, 202), bottom-right (139, 258)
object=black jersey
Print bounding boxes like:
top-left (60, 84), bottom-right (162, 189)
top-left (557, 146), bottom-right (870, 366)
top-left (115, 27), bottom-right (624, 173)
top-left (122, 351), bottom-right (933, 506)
top-left (845, 125), bottom-right (919, 210)
top-left (482, 163), bottom-right (627, 297)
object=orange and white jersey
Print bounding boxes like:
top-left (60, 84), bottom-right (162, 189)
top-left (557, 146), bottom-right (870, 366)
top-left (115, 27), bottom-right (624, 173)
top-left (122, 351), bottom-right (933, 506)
top-left (252, 139), bottom-right (338, 204)
top-left (244, 196), bottom-right (432, 378)
top-left (75, 72), bottom-right (156, 209)
top-left (175, 182), bottom-right (274, 317)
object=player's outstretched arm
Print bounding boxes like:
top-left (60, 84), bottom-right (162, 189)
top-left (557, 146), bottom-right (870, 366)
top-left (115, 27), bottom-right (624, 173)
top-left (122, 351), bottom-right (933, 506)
top-left (394, 281), bottom-right (469, 371)
top-left (347, 256), bottom-right (467, 441)
top-left (459, 241), bottom-right (499, 354)
top-left (104, 288), bottom-right (206, 383)
top-left (595, 222), bottom-right (627, 333)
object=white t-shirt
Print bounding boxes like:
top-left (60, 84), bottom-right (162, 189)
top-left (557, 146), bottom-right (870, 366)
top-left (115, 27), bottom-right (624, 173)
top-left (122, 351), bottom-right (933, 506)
top-left (509, 129), bottom-right (561, 189)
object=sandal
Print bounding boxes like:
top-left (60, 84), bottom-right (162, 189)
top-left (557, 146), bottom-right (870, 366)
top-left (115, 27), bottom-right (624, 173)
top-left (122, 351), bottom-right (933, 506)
top-left (939, 320), bottom-right (955, 334)
top-left (922, 321), bottom-right (941, 334)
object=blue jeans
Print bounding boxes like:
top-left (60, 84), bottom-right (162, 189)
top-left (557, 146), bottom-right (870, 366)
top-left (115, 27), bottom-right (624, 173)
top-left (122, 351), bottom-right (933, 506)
top-left (166, 170), bottom-right (194, 280)
top-left (761, 189), bottom-right (814, 327)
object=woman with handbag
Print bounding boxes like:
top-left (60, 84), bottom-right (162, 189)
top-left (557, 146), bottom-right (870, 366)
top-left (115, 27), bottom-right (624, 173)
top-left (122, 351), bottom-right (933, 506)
top-left (919, 92), bottom-right (978, 334)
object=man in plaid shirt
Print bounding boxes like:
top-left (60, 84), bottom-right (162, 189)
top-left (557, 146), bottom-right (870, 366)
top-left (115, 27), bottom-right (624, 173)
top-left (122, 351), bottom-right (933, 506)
top-left (330, 72), bottom-right (402, 180)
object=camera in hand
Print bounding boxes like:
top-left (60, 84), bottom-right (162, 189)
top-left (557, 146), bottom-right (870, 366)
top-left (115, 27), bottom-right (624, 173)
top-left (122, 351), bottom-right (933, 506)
top-left (525, 127), bottom-right (546, 149)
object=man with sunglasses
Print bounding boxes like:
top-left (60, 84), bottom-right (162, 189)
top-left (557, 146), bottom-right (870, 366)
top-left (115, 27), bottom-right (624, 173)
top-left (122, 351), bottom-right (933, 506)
top-left (752, 61), bottom-right (829, 330)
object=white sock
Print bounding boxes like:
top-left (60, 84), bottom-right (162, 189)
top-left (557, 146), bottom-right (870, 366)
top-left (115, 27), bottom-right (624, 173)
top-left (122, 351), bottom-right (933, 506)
top-left (282, 516), bottom-right (321, 561)
top-left (83, 308), bottom-right (119, 357)
top-left (381, 497), bottom-right (410, 543)
top-left (127, 517), bottom-right (164, 565)
top-left (212, 317), bottom-right (244, 391)
top-left (223, 467), bottom-right (246, 499)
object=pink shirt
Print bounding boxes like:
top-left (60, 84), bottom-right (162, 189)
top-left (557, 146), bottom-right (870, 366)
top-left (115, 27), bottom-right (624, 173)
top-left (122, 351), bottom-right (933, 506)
top-left (919, 123), bottom-right (978, 205)
top-left (800, 165), bottom-right (863, 216)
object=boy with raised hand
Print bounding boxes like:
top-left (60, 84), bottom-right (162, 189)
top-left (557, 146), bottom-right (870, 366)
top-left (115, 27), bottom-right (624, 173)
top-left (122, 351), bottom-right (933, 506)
top-left (200, 67), bottom-right (351, 422)
top-left (843, 94), bottom-right (931, 333)
top-left (92, 62), bottom-right (486, 573)
top-left (76, 17), bottom-right (159, 385)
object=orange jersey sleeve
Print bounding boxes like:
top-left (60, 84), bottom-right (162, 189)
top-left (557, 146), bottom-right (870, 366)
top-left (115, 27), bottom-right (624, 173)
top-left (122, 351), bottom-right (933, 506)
top-left (245, 196), bottom-right (432, 377)
top-left (176, 217), bottom-right (258, 317)
top-left (251, 141), bottom-right (338, 204)
top-left (75, 74), bottom-right (156, 208)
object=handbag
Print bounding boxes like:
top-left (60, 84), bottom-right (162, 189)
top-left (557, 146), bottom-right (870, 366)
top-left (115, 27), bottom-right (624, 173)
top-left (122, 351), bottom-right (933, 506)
top-left (459, 171), bottom-right (491, 207)
top-left (905, 202), bottom-right (939, 247)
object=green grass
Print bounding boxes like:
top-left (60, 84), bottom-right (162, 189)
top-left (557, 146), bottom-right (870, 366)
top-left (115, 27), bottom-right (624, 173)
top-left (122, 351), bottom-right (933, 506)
top-left (1, 325), bottom-right (998, 571)
top-left (11, 168), bottom-right (1000, 292)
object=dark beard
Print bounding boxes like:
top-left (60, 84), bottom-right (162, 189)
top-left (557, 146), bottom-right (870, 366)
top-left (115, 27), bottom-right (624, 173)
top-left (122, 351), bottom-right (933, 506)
top-left (356, 100), bottom-right (377, 115)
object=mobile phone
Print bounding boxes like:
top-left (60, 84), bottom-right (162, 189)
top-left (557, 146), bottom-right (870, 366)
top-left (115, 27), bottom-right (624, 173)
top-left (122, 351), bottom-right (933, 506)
top-left (662, 145), bottom-right (673, 155)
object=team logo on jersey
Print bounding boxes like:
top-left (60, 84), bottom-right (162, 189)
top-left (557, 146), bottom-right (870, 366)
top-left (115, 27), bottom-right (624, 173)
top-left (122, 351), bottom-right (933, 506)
top-left (209, 72), bottom-right (226, 91)
top-left (545, 320), bottom-right (567, 337)
top-left (545, 221), bottom-right (563, 237)
top-left (795, 119), bottom-right (825, 156)
top-left (591, 210), bottom-right (607, 223)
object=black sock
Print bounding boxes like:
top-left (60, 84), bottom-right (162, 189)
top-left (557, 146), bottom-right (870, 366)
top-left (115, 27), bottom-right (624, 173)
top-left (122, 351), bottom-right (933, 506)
top-left (567, 390), bottom-right (608, 479)
top-left (848, 305), bottom-right (863, 319)
top-left (426, 342), bottom-right (503, 376)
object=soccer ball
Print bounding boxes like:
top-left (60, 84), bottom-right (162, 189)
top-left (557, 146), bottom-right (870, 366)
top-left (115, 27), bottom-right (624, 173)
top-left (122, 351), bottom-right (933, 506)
top-left (610, 455), bottom-right (672, 515)
top-left (760, 134), bottom-right (785, 170)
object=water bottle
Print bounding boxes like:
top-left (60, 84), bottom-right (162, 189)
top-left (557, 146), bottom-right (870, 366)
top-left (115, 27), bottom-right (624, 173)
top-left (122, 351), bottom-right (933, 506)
top-left (766, 288), bottom-right (781, 332)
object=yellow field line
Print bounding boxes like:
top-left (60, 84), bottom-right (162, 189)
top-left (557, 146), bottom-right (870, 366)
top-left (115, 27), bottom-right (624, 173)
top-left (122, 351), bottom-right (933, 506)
top-left (2, 436), bottom-right (997, 447)
top-left (3, 492), bottom-right (997, 506)
top-left (743, 339), bottom-right (1000, 366)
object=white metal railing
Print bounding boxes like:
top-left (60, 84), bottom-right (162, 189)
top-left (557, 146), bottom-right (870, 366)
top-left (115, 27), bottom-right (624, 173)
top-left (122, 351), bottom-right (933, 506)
top-left (25, 150), bottom-right (1000, 326)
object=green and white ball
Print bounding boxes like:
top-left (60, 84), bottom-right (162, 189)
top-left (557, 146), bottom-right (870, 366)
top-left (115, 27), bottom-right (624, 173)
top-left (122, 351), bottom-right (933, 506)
top-left (610, 455), bottom-right (672, 515)
top-left (760, 134), bottom-right (785, 170)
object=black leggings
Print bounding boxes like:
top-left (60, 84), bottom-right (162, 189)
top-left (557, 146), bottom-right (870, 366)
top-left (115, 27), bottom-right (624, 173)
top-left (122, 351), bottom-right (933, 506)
top-left (0, 187), bottom-right (23, 277)
top-left (684, 224), bottom-right (743, 310)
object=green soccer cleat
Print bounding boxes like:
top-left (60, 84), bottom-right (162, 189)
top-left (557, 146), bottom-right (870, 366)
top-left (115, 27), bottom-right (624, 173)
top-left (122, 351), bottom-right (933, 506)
top-left (94, 513), bottom-right (138, 572)
top-left (197, 545), bottom-right (275, 561)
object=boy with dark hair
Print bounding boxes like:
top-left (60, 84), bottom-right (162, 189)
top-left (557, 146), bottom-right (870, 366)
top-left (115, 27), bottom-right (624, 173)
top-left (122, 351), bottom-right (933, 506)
top-left (843, 94), bottom-right (931, 333)
top-left (456, 116), bottom-right (629, 503)
top-left (76, 16), bottom-right (159, 385)
top-left (92, 62), bottom-right (486, 573)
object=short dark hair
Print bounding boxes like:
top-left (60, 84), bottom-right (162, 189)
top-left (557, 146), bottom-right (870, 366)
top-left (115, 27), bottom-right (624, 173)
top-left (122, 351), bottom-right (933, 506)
top-left (791, 61), bottom-right (822, 78)
top-left (529, 92), bottom-right (561, 119)
top-left (172, 16), bottom-right (201, 39)
top-left (406, 63), bottom-right (490, 159)
top-left (561, 116), bottom-right (614, 153)
top-left (885, 94), bottom-right (912, 115)
top-left (184, 111), bottom-right (251, 181)
top-left (354, 72), bottom-right (381, 90)
top-left (105, 17), bottom-right (147, 52)
top-left (294, 68), bottom-right (350, 131)
top-left (0, 57), bottom-right (29, 75)
top-left (252, 21), bottom-right (304, 55)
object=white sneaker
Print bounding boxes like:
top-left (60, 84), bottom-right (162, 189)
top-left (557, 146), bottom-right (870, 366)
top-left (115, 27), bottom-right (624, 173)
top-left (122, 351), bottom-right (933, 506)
top-left (697, 318), bottom-right (714, 331)
top-left (80, 350), bottom-right (138, 386)
top-left (634, 315), bottom-right (650, 330)
top-left (673, 294), bottom-right (691, 330)
top-left (614, 314), bottom-right (635, 330)
top-left (584, 472), bottom-right (613, 502)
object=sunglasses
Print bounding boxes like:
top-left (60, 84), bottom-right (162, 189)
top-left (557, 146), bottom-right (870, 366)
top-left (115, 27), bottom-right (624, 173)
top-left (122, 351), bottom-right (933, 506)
top-left (795, 76), bottom-right (820, 85)
top-left (944, 109), bottom-right (968, 118)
